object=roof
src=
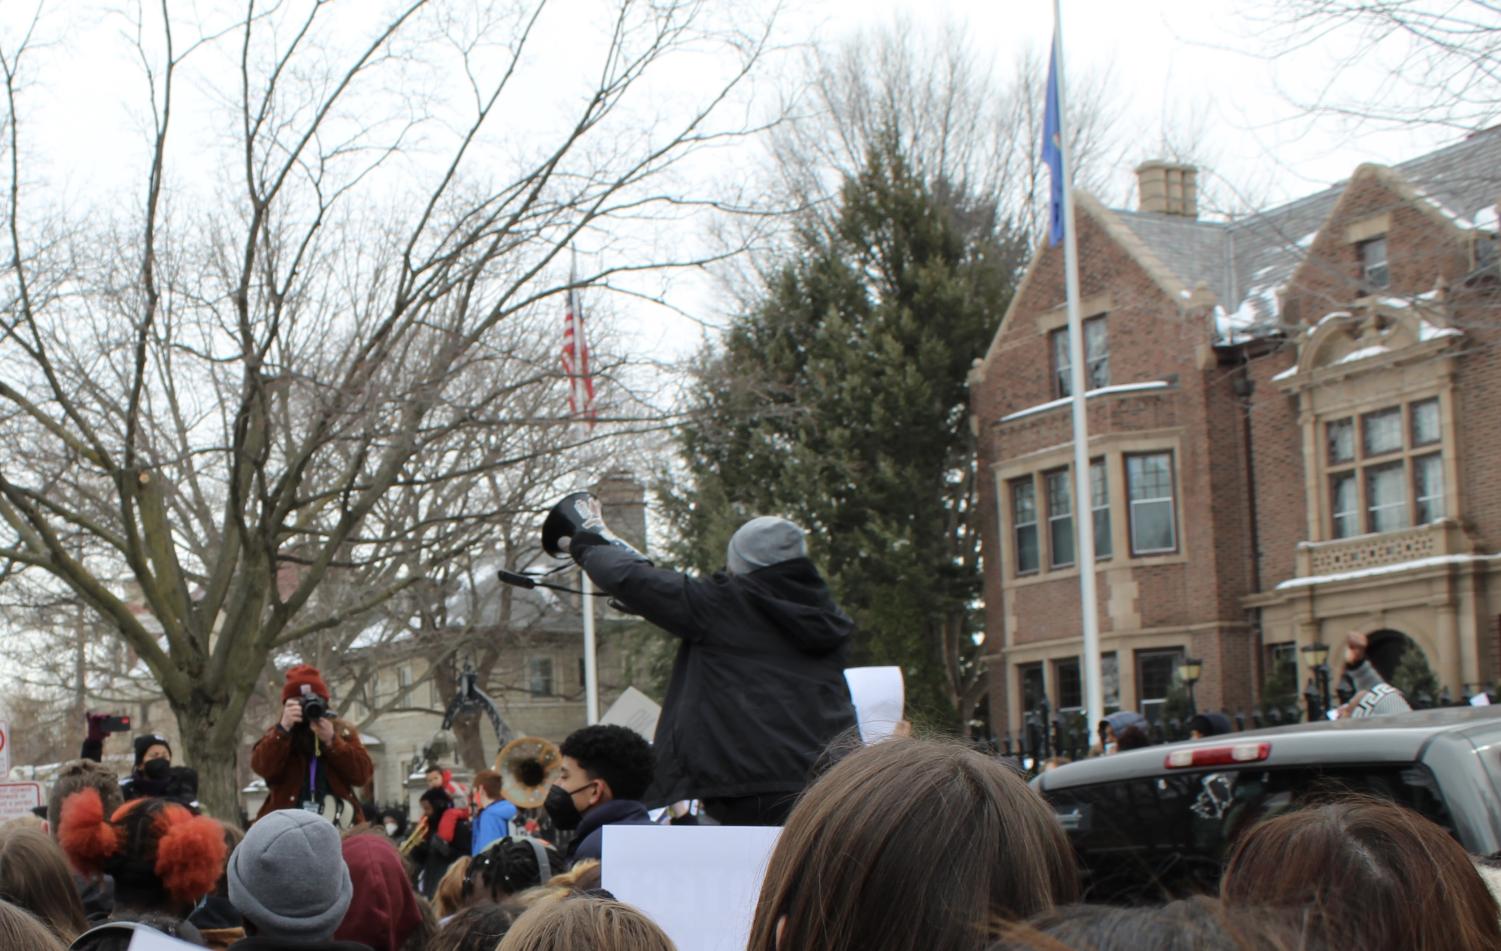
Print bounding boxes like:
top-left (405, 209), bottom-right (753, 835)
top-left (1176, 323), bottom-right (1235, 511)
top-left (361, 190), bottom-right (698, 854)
top-left (1107, 126), bottom-right (1501, 343)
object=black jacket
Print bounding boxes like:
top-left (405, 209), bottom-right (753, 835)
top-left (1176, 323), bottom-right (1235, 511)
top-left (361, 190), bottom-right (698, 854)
top-left (577, 546), bottom-right (857, 804)
top-left (567, 799), bottom-right (653, 865)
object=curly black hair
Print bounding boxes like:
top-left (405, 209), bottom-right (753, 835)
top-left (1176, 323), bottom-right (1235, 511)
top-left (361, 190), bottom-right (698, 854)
top-left (558, 724), bottom-right (654, 801)
top-left (463, 836), bottom-right (565, 902)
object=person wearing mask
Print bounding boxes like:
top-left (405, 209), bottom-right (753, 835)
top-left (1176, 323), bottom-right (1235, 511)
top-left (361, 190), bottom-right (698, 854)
top-left (561, 507), bottom-right (857, 826)
top-left (250, 665), bottom-right (374, 826)
top-left (1099, 711), bottom-right (1148, 754)
top-left (545, 724), bottom-right (654, 867)
top-left (470, 769), bottom-right (518, 855)
top-left (224, 809), bottom-right (367, 951)
top-left (410, 788), bottom-right (472, 899)
top-left (380, 806), bottom-right (409, 842)
top-left (118, 734), bottom-right (198, 805)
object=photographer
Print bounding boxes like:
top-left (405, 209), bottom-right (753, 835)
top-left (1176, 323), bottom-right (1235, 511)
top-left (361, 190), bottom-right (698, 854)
top-left (250, 665), bottom-right (373, 826)
top-left (118, 734), bottom-right (199, 806)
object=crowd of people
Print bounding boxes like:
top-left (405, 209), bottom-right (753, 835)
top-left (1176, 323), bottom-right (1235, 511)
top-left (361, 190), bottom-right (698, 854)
top-left (1, 512), bottom-right (1495, 950)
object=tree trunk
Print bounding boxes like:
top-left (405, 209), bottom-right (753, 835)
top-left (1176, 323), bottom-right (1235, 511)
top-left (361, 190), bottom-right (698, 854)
top-left (174, 696), bottom-right (244, 823)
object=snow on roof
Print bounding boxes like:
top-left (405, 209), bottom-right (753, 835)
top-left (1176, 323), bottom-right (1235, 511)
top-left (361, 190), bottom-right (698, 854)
top-left (1276, 553), bottom-right (1501, 590)
top-left (1338, 344), bottom-right (1390, 364)
top-left (999, 381), bottom-right (1174, 424)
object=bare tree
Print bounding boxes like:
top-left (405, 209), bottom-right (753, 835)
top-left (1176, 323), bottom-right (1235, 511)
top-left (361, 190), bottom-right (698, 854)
top-left (1252, 1), bottom-right (1501, 132)
top-left (0, 0), bottom-right (780, 818)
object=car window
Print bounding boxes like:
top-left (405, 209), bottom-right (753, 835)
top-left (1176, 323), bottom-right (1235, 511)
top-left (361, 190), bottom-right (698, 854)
top-left (1044, 764), bottom-right (1453, 905)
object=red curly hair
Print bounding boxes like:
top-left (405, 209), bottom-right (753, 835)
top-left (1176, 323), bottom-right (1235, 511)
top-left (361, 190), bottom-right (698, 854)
top-left (58, 789), bottom-right (226, 908)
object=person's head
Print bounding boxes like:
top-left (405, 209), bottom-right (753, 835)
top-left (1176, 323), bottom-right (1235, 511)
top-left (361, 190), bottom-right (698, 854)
top-left (421, 787), bottom-right (455, 820)
top-left (381, 807), bottom-right (408, 839)
top-left (546, 858), bottom-right (601, 894)
top-left (57, 790), bottom-right (225, 917)
top-left (1114, 725), bottom-right (1151, 751)
top-left (748, 737), bottom-right (1079, 951)
top-left (281, 664), bottom-right (332, 727)
top-left (1188, 713), bottom-right (1233, 740)
top-left (726, 516), bottom-right (807, 575)
top-left (333, 834), bottom-right (424, 951)
top-left (0, 898), bottom-right (67, 951)
top-left (0, 825), bottom-right (88, 942)
top-left (131, 734), bottom-right (172, 779)
top-left (498, 894), bottom-right (675, 951)
top-left (46, 759), bottom-right (122, 847)
top-left (434, 856), bottom-right (472, 919)
top-left (473, 769), bottom-right (505, 810)
top-left (991, 896), bottom-right (1320, 951)
top-left (426, 767), bottom-right (446, 790)
top-left (428, 902), bottom-right (521, 951)
top-left (1100, 711), bottom-right (1147, 753)
top-left (226, 808), bottom-right (353, 943)
top-left (1221, 797), bottom-right (1501, 951)
top-left (464, 837), bottom-right (567, 905)
top-left (548, 725), bottom-right (653, 831)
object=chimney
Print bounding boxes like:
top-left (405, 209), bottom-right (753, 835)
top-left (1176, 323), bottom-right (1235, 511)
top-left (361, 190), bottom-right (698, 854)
top-left (1135, 161), bottom-right (1198, 218)
top-left (592, 469), bottom-right (648, 554)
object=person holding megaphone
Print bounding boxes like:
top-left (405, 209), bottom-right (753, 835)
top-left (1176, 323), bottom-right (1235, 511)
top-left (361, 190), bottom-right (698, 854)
top-left (547, 494), bottom-right (857, 827)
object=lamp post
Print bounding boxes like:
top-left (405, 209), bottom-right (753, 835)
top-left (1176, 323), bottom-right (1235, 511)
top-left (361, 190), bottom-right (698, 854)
top-left (1177, 657), bottom-right (1203, 718)
top-left (1301, 642), bottom-right (1331, 720)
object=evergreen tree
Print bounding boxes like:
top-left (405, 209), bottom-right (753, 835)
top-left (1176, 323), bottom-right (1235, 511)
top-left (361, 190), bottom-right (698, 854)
top-left (661, 137), bottom-right (1026, 730)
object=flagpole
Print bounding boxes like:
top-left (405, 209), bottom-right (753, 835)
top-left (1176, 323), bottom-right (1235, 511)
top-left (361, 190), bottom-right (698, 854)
top-left (570, 248), bottom-right (601, 726)
top-left (1052, 0), bottom-right (1105, 732)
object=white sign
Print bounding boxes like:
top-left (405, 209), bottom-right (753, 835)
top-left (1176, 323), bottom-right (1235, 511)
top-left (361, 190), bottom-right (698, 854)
top-left (603, 825), bottom-right (780, 951)
top-left (0, 782), bottom-right (42, 822)
top-left (600, 686), bottom-right (661, 741)
top-left (0, 721), bottom-right (11, 777)
top-left (1471, 691), bottom-right (1492, 707)
top-left (844, 666), bottom-right (905, 744)
top-left (129, 926), bottom-right (207, 950)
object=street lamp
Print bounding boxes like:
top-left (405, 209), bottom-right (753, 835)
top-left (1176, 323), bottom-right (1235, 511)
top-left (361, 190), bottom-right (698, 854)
top-left (1177, 657), bottom-right (1203, 717)
top-left (1301, 642), bottom-right (1331, 719)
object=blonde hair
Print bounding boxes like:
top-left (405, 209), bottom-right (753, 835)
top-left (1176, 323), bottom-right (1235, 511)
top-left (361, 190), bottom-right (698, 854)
top-left (433, 855), bottom-right (471, 918)
top-left (497, 895), bottom-right (675, 951)
top-left (0, 899), bottom-right (66, 951)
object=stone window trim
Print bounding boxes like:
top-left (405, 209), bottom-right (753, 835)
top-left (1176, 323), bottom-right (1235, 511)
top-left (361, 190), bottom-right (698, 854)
top-left (993, 437), bottom-right (1183, 587)
top-left (1049, 315), bottom-right (1110, 399)
top-left (1318, 395), bottom-right (1451, 541)
top-left (1126, 451), bottom-right (1180, 557)
top-left (1003, 632), bottom-right (1196, 727)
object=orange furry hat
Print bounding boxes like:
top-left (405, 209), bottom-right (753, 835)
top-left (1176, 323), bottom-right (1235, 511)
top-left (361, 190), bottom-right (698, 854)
top-left (58, 788), bottom-right (227, 905)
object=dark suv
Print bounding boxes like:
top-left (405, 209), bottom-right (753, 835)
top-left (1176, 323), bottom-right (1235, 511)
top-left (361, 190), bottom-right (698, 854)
top-left (1031, 706), bottom-right (1501, 904)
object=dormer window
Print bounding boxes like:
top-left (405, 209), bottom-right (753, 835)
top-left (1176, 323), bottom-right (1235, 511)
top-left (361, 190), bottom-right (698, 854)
top-left (1359, 236), bottom-right (1389, 289)
top-left (1050, 316), bottom-right (1109, 398)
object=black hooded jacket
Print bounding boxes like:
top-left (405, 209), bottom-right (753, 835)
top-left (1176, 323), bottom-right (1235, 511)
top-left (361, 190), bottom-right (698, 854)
top-left (576, 545), bottom-right (857, 805)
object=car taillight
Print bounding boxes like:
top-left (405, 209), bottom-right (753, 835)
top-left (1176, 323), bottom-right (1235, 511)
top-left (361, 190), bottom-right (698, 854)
top-left (1164, 742), bottom-right (1271, 769)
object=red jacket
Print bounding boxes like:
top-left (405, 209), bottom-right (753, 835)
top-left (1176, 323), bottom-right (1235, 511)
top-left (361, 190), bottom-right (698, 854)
top-left (250, 717), bottom-right (373, 824)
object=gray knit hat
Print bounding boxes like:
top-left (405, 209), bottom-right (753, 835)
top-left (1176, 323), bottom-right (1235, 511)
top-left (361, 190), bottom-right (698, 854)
top-left (726, 516), bottom-right (807, 575)
top-left (228, 809), bottom-right (353, 941)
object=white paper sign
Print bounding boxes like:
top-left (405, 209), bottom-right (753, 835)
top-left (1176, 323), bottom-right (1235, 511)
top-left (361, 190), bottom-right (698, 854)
top-left (0, 782), bottom-right (41, 822)
top-left (0, 721), bottom-right (11, 777)
top-left (844, 666), bottom-right (905, 744)
top-left (602, 825), bottom-right (780, 951)
top-left (600, 686), bottom-right (662, 741)
top-left (1471, 691), bottom-right (1492, 707)
top-left (128, 927), bottom-right (207, 950)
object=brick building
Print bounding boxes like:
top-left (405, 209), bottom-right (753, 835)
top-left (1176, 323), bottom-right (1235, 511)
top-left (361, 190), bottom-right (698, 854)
top-left (971, 130), bottom-right (1501, 733)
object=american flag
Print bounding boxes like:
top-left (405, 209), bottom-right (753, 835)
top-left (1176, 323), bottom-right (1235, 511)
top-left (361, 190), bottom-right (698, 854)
top-left (561, 278), bottom-right (596, 427)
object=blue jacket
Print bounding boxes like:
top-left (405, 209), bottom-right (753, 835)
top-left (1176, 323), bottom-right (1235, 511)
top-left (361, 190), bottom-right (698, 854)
top-left (567, 799), bottom-right (653, 866)
top-left (472, 799), bottom-right (518, 855)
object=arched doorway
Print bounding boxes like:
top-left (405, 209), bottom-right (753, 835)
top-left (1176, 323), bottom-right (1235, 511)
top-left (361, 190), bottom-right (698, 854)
top-left (1335, 629), bottom-right (1429, 706)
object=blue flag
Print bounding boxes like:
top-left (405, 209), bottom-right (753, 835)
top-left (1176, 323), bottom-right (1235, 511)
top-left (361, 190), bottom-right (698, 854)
top-left (1042, 43), bottom-right (1064, 247)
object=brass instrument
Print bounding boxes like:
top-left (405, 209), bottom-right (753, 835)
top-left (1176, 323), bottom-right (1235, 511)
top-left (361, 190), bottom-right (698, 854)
top-left (496, 736), bottom-right (562, 810)
top-left (398, 816), bottom-right (429, 856)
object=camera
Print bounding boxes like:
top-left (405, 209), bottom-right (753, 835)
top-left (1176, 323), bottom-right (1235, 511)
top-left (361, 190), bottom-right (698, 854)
top-left (102, 714), bottom-right (132, 734)
top-left (299, 693), bottom-right (330, 721)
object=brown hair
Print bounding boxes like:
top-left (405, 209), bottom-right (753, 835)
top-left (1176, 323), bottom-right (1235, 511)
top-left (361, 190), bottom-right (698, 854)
top-left (473, 770), bottom-right (505, 802)
top-left (1221, 797), bottom-right (1501, 951)
top-left (546, 858), bottom-right (600, 893)
top-left (748, 737), bottom-right (1079, 951)
top-left (0, 825), bottom-right (88, 942)
top-left (497, 895), bottom-right (674, 951)
top-left (992, 897), bottom-right (1321, 951)
top-left (0, 898), bottom-right (66, 951)
top-left (426, 902), bottom-right (520, 951)
top-left (46, 760), bottom-right (122, 843)
top-left (433, 855), bottom-right (471, 918)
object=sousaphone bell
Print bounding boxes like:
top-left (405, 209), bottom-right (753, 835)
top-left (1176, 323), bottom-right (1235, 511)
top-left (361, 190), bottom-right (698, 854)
top-left (496, 736), bottom-right (563, 810)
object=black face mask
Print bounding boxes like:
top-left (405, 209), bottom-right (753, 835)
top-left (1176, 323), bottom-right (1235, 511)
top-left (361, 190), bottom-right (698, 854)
top-left (543, 782), bottom-right (593, 831)
top-left (142, 758), bottom-right (170, 781)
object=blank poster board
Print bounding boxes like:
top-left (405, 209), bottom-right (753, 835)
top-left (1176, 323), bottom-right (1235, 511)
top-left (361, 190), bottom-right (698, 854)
top-left (602, 824), bottom-right (781, 951)
top-left (844, 665), bottom-right (905, 744)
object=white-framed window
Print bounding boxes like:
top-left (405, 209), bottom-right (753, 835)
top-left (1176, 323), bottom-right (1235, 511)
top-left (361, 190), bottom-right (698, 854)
top-left (1090, 458), bottom-right (1112, 559)
top-left (1359, 236), bottom-right (1389, 289)
top-left (1125, 452), bottom-right (1177, 555)
top-left (1012, 478), bottom-right (1039, 575)
top-left (1330, 473), bottom-right (1359, 539)
top-left (1046, 469), bottom-right (1074, 568)
top-left (1414, 454), bottom-right (1445, 524)
top-left (527, 657), bottom-right (554, 698)
top-left (1050, 316), bottom-right (1109, 398)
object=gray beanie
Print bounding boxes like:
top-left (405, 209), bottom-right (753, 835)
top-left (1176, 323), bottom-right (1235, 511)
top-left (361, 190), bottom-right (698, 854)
top-left (228, 809), bottom-right (353, 941)
top-left (726, 516), bottom-right (807, 574)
